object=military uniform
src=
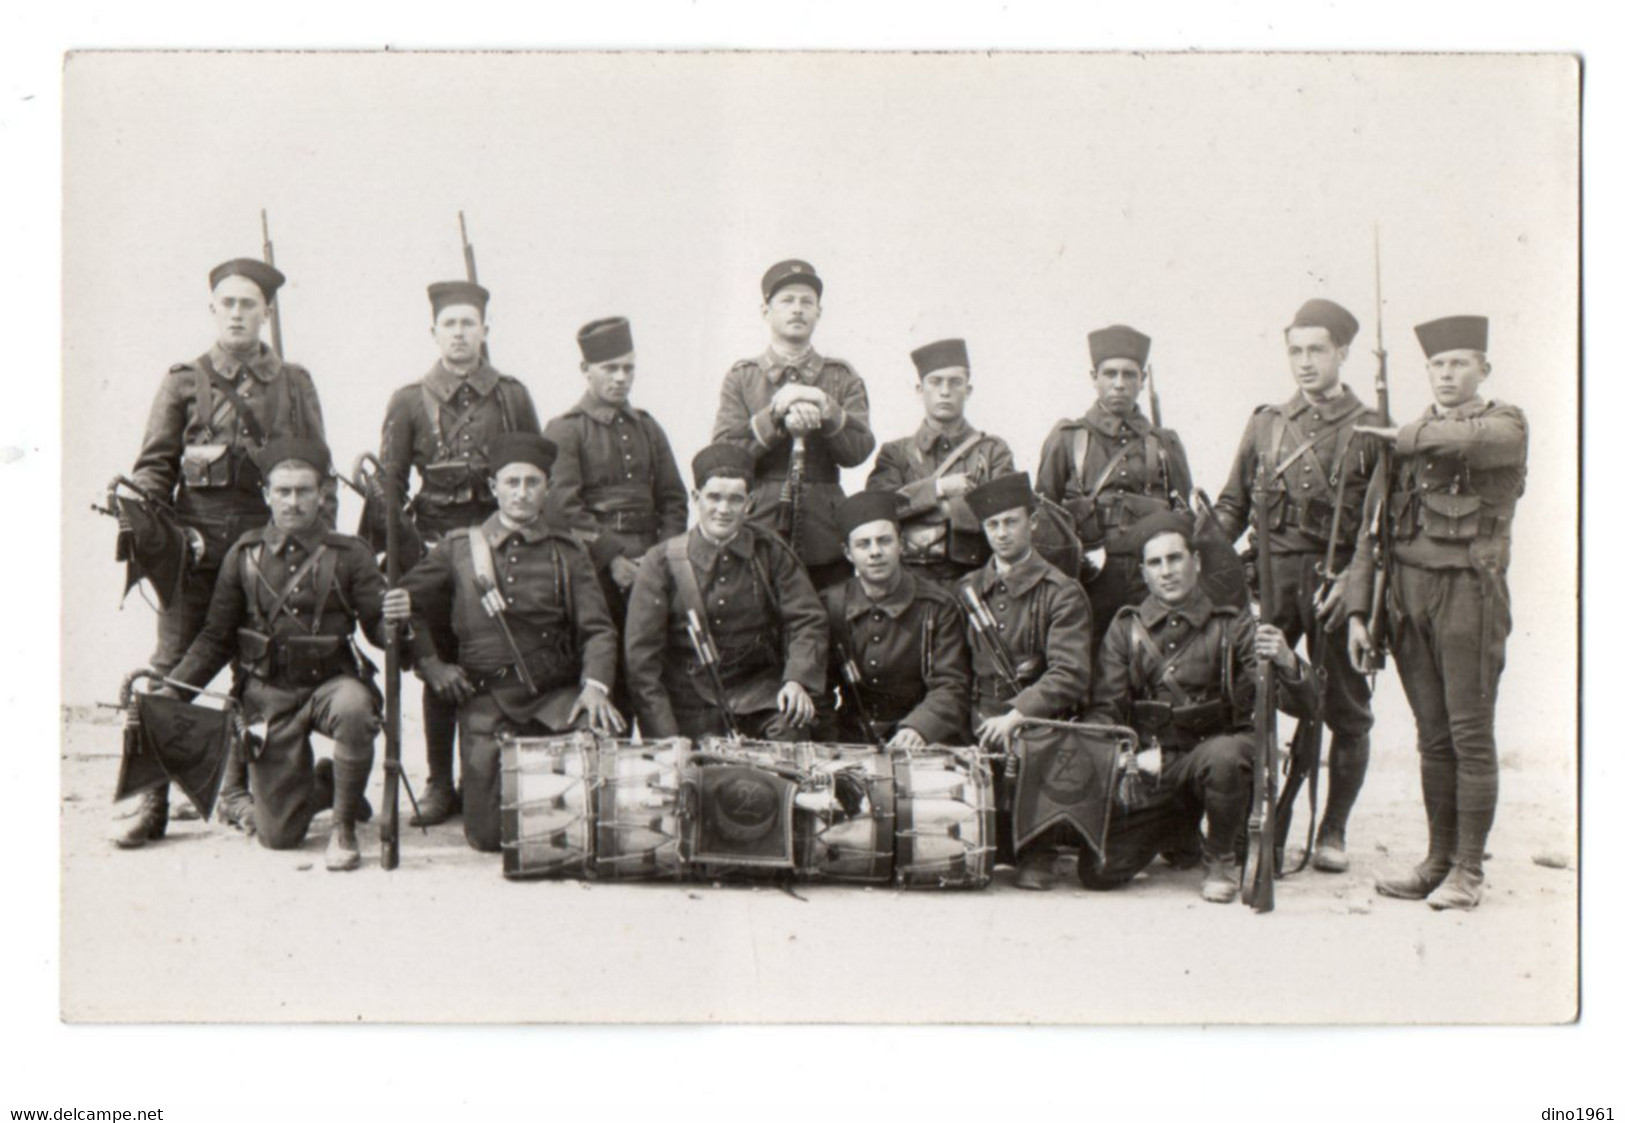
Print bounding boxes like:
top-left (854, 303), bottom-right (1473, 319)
top-left (958, 551), bottom-right (1094, 729)
top-left (624, 524), bottom-right (828, 741)
top-left (400, 509), bottom-right (618, 853)
top-left (867, 421), bottom-right (1015, 583)
top-left (1035, 391), bottom-right (1192, 648)
top-left (820, 570), bottom-right (971, 746)
top-left (1085, 586), bottom-right (1319, 888)
top-left (1348, 315), bottom-right (1527, 909)
top-left (379, 281), bottom-right (541, 820)
top-left (167, 444), bottom-right (386, 856)
top-left (1213, 325), bottom-right (1386, 861)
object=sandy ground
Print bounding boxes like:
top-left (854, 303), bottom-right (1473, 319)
top-left (58, 708), bottom-right (1578, 1025)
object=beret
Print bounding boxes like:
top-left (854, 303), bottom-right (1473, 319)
top-left (691, 443), bottom-right (756, 488)
top-left (1088, 324), bottom-right (1151, 368)
top-left (487, 432), bottom-right (558, 474)
top-left (577, 316), bottom-right (634, 364)
top-left (761, 259), bottom-right (823, 301)
top-left (1288, 299), bottom-right (1359, 347)
top-left (836, 491), bottom-right (903, 540)
top-left (910, 338), bottom-right (970, 379)
top-left (1129, 510), bottom-right (1198, 558)
top-left (254, 437), bottom-right (330, 478)
top-left (1415, 315), bottom-right (1489, 358)
top-left (210, 258), bottom-right (285, 301)
top-left (427, 280), bottom-right (490, 317)
top-left (965, 471), bottom-right (1036, 523)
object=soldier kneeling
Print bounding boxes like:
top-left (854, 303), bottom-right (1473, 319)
top-left (158, 439), bottom-right (390, 870)
top-left (390, 432), bottom-right (624, 853)
top-left (1084, 512), bottom-right (1319, 902)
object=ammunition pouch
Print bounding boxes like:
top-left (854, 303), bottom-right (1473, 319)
top-left (1131, 700), bottom-right (1174, 730)
top-left (1169, 698), bottom-right (1228, 739)
top-left (584, 508), bottom-right (661, 534)
top-left (237, 628), bottom-right (274, 677)
top-left (280, 635), bottom-right (347, 688)
top-left (181, 444), bottom-right (235, 490)
top-left (1417, 491), bottom-right (1483, 541)
top-left (420, 460), bottom-right (485, 507)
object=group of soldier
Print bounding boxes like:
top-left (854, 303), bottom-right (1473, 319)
top-left (106, 252), bottom-right (1527, 913)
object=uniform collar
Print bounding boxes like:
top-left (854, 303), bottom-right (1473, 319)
top-left (690, 524), bottom-right (757, 565)
top-left (1430, 395), bottom-right (1489, 422)
top-left (1138, 587), bottom-right (1215, 629)
top-left (570, 391), bottom-right (635, 425)
top-left (209, 341), bottom-right (282, 383)
top-left (262, 521), bottom-right (326, 556)
top-left (1083, 402), bottom-right (1151, 437)
top-left (424, 359), bottom-right (499, 402)
top-left (761, 347), bottom-right (827, 386)
top-left (913, 417), bottom-right (975, 452)
top-left (1286, 386), bottom-right (1364, 422)
top-left (979, 550), bottom-right (1047, 597)
top-left (483, 512), bottom-right (554, 547)
top-left (846, 570), bottom-right (918, 620)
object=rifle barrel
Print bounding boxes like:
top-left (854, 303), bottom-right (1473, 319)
top-left (379, 437), bottom-right (403, 870)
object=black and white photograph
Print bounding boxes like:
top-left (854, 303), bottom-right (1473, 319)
top-left (6, 7), bottom-right (1611, 1117)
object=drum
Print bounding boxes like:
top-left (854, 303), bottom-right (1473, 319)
top-left (684, 739), bottom-right (803, 872)
top-left (594, 737), bottom-right (689, 881)
top-left (792, 742), bottom-right (896, 884)
top-left (892, 746), bottom-right (997, 889)
top-left (498, 731), bottom-right (596, 880)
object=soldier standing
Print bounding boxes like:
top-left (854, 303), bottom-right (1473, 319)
top-left (1035, 325), bottom-right (1193, 650)
top-left (711, 259), bottom-right (875, 590)
top-left (818, 491), bottom-right (970, 748)
top-left (865, 338), bottom-right (1016, 584)
top-left (623, 443), bottom-right (828, 742)
top-left (543, 316), bottom-right (687, 717)
top-left (155, 439), bottom-right (389, 870)
top-left (393, 433), bottom-right (622, 853)
top-left (1347, 316), bottom-right (1528, 911)
top-left (114, 258), bottom-right (331, 846)
top-left (957, 472), bottom-right (1093, 890)
top-left (378, 280), bottom-right (542, 827)
top-left (1210, 299), bottom-right (1384, 872)
top-left (1085, 512), bottom-right (1319, 902)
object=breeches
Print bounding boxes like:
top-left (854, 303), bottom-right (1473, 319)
top-left (1092, 734), bottom-right (1253, 883)
top-left (242, 675), bottom-right (379, 849)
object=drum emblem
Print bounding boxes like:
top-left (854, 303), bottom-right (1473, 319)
top-left (711, 771), bottom-right (781, 843)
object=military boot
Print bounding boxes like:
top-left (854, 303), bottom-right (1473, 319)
top-left (1426, 865), bottom-right (1484, 911)
top-left (313, 757), bottom-right (373, 822)
top-left (1014, 850), bottom-right (1058, 891)
top-left (1311, 827), bottom-right (1350, 873)
top-left (324, 755), bottom-right (371, 872)
top-left (408, 781), bottom-right (460, 827)
top-left (111, 786), bottom-right (169, 849)
top-left (213, 737), bottom-right (252, 829)
top-left (1200, 850), bottom-right (1240, 904)
top-left (1374, 860), bottom-right (1451, 901)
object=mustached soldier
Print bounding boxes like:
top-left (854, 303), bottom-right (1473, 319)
top-left (155, 439), bottom-right (388, 870)
top-left (1347, 316), bottom-right (1528, 911)
top-left (623, 443), bottom-right (829, 742)
top-left (865, 338), bottom-right (1017, 584)
top-left (392, 432), bottom-right (622, 853)
top-left (114, 259), bottom-right (331, 846)
top-left (1035, 325), bottom-right (1192, 653)
top-left (378, 280), bottom-right (542, 827)
top-left (818, 491), bottom-right (971, 748)
top-left (711, 259), bottom-right (875, 589)
top-left (1210, 299), bottom-right (1385, 872)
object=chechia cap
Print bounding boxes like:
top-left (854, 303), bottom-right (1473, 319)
top-left (761, 259), bottom-right (823, 301)
top-left (910, 338), bottom-right (970, 379)
top-left (210, 258), bottom-right (285, 301)
top-left (428, 280), bottom-right (491, 318)
top-left (1415, 315), bottom-right (1489, 358)
top-left (487, 432), bottom-right (558, 474)
top-left (836, 491), bottom-right (903, 540)
top-left (1088, 325), bottom-right (1152, 369)
top-left (965, 472), bottom-right (1036, 523)
top-left (255, 437), bottom-right (331, 478)
top-left (1287, 299), bottom-right (1360, 347)
top-left (577, 317), bottom-right (635, 364)
top-left (692, 443), bottom-right (756, 488)
top-left (1130, 510), bottom-right (1198, 559)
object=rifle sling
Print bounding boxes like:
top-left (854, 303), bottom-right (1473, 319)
top-left (196, 353), bottom-right (273, 447)
top-left (245, 543), bottom-right (332, 635)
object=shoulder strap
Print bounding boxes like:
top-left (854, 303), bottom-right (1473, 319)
top-left (261, 545), bottom-right (330, 631)
top-left (1086, 440), bottom-right (1138, 501)
top-left (309, 547), bottom-right (344, 633)
top-left (549, 539), bottom-right (570, 609)
top-left (199, 355), bottom-right (268, 447)
top-left (1272, 415), bottom-right (1339, 491)
top-left (750, 540), bottom-right (782, 618)
top-left (1143, 430), bottom-right (1168, 497)
top-left (468, 526), bottom-right (499, 591)
top-left (242, 545), bottom-right (268, 629)
top-left (495, 378), bottom-right (517, 433)
top-left (420, 385), bottom-right (444, 455)
top-left (1070, 426), bottom-right (1092, 491)
top-left (665, 535), bottom-right (708, 623)
top-left (931, 430), bottom-right (986, 480)
top-left (190, 359), bottom-right (216, 441)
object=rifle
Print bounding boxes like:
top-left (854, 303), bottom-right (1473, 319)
top-left (779, 435), bottom-right (808, 554)
top-left (1145, 364), bottom-right (1163, 429)
top-left (260, 210), bottom-right (284, 359)
top-left (1241, 451), bottom-right (1279, 913)
top-left (458, 211), bottom-right (492, 363)
top-left (834, 641), bottom-right (884, 747)
top-left (685, 609), bottom-right (742, 741)
top-left (1362, 226), bottom-right (1394, 676)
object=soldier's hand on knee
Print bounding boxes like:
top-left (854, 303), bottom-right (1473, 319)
top-left (421, 657), bottom-right (474, 704)
top-left (888, 726), bottom-right (927, 750)
top-left (778, 681), bottom-right (815, 726)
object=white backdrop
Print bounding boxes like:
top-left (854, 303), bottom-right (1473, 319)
top-left (62, 51), bottom-right (1578, 776)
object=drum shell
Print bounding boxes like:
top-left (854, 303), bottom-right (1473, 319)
top-left (594, 737), bottom-right (689, 881)
top-left (893, 746), bottom-right (997, 890)
top-left (792, 742), bottom-right (896, 884)
top-left (498, 731), bottom-right (596, 880)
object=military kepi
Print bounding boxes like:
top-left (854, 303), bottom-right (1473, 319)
top-left (578, 317), bottom-right (634, 364)
top-left (1088, 324), bottom-right (1151, 368)
top-left (210, 258), bottom-right (285, 301)
top-left (428, 281), bottom-right (491, 317)
top-left (1289, 299), bottom-right (1359, 347)
top-left (911, 338), bottom-right (970, 379)
top-left (255, 437), bottom-right (331, 478)
top-left (761, 259), bottom-right (823, 301)
top-left (836, 491), bottom-right (903, 540)
top-left (965, 471), bottom-right (1036, 522)
top-left (487, 432), bottom-right (558, 474)
top-left (1415, 315), bottom-right (1489, 358)
top-left (692, 443), bottom-right (756, 487)
top-left (1129, 509), bottom-right (1197, 557)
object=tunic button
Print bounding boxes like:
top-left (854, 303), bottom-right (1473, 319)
top-left (997, 623), bottom-right (1005, 631)
top-left (506, 575), bottom-right (516, 584)
top-left (871, 635), bottom-right (883, 644)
